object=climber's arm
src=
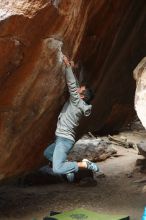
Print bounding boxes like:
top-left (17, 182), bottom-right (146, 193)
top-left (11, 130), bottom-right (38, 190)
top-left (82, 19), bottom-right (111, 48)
top-left (63, 56), bottom-right (80, 104)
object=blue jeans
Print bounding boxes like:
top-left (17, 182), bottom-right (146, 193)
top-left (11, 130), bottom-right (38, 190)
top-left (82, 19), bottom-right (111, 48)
top-left (44, 136), bottom-right (78, 175)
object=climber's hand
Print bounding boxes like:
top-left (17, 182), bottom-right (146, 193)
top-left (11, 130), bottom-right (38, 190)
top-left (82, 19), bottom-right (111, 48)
top-left (69, 60), bottom-right (75, 68)
top-left (63, 56), bottom-right (70, 67)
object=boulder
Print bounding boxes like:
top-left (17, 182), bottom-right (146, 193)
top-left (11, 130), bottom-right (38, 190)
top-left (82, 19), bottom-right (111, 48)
top-left (138, 143), bottom-right (146, 158)
top-left (69, 137), bottom-right (117, 162)
top-left (134, 57), bottom-right (146, 129)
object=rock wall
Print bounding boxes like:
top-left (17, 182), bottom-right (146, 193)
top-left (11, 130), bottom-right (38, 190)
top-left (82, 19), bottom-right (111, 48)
top-left (77, 0), bottom-right (146, 135)
top-left (134, 57), bottom-right (146, 129)
top-left (0, 0), bottom-right (146, 179)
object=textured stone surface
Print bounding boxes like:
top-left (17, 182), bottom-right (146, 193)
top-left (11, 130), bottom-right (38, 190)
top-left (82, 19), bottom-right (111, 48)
top-left (134, 58), bottom-right (146, 158)
top-left (134, 57), bottom-right (146, 129)
top-left (138, 143), bottom-right (146, 158)
top-left (69, 137), bottom-right (116, 162)
top-left (0, 0), bottom-right (146, 179)
top-left (77, 0), bottom-right (146, 136)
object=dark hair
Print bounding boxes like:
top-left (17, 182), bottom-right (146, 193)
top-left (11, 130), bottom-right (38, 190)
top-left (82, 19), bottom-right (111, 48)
top-left (82, 87), bottom-right (94, 104)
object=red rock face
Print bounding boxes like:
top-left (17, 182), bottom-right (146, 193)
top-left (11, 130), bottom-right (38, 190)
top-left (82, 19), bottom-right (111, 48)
top-left (0, 0), bottom-right (146, 179)
top-left (77, 0), bottom-right (146, 135)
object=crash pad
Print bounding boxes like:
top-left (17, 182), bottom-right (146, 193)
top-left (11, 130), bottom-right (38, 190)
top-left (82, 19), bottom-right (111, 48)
top-left (50, 208), bottom-right (129, 220)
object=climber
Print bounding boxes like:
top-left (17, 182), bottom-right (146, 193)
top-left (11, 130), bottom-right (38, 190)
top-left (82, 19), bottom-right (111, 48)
top-left (43, 55), bottom-right (99, 182)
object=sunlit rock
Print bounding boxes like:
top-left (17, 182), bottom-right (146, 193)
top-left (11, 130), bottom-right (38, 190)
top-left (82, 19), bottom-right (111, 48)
top-left (134, 57), bottom-right (146, 129)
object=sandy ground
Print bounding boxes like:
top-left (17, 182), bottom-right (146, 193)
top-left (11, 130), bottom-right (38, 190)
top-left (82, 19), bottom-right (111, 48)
top-left (0, 131), bottom-right (146, 220)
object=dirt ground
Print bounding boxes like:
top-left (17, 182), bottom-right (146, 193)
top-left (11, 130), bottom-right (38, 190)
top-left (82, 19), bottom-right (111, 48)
top-left (0, 131), bottom-right (146, 220)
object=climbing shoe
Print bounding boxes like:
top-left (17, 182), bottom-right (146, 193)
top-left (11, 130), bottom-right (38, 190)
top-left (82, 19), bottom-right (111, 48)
top-left (82, 159), bottom-right (99, 172)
